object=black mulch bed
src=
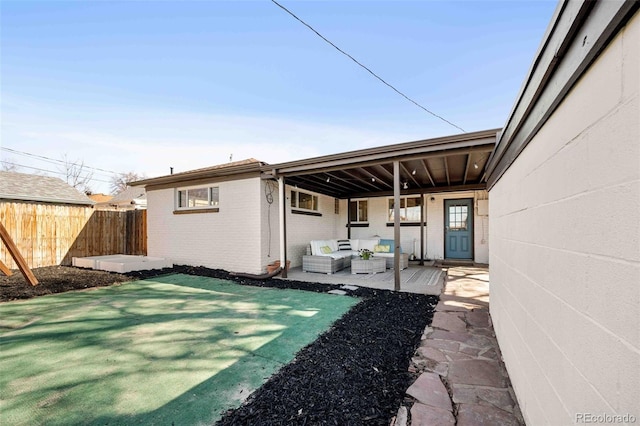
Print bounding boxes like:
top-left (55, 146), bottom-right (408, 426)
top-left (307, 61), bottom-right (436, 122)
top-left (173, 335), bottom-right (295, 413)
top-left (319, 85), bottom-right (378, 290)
top-left (1, 264), bottom-right (438, 425)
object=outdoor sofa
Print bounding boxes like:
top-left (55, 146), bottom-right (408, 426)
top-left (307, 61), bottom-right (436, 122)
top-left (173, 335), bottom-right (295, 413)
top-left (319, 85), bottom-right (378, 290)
top-left (302, 238), bottom-right (409, 274)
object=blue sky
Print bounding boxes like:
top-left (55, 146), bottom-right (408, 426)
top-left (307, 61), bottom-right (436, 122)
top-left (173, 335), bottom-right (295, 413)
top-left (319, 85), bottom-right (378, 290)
top-left (1, 0), bottom-right (557, 193)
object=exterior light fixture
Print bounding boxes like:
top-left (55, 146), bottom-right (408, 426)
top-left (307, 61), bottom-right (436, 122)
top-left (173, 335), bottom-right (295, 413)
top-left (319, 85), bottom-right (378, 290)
top-left (403, 182), bottom-right (409, 190)
top-left (473, 162), bottom-right (479, 169)
top-left (326, 177), bottom-right (330, 182)
top-left (371, 177), bottom-right (376, 182)
top-left (412, 169), bottom-right (416, 175)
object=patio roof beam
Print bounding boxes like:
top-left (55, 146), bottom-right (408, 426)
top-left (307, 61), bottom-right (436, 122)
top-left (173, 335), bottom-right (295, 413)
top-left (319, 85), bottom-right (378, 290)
top-left (287, 178), bottom-right (340, 197)
top-left (444, 157), bottom-right (451, 186)
top-left (330, 171), bottom-right (379, 192)
top-left (360, 167), bottom-right (393, 189)
top-left (324, 172), bottom-right (368, 192)
top-left (346, 183), bottom-right (486, 199)
top-left (420, 159), bottom-right (436, 187)
top-left (400, 162), bottom-right (421, 189)
top-left (374, 164), bottom-right (395, 180)
top-left (342, 169), bottom-right (388, 191)
top-left (303, 174), bottom-right (353, 193)
top-left (463, 152), bottom-right (471, 185)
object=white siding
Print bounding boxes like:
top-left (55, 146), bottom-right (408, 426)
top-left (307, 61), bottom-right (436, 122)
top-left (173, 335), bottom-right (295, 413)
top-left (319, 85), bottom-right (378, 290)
top-left (489, 14), bottom-right (639, 425)
top-left (146, 177), bottom-right (264, 274)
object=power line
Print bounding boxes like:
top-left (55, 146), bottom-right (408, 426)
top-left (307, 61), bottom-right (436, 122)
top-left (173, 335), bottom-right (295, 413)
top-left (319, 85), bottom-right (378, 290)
top-left (1, 161), bottom-right (114, 184)
top-left (1, 147), bottom-right (121, 177)
top-left (271, 0), bottom-right (466, 133)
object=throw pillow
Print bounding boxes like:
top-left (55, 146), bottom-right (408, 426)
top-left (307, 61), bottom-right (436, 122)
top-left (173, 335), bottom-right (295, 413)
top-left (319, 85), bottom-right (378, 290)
top-left (337, 239), bottom-right (352, 251)
top-left (379, 239), bottom-right (395, 253)
top-left (320, 246), bottom-right (333, 254)
top-left (374, 244), bottom-right (391, 253)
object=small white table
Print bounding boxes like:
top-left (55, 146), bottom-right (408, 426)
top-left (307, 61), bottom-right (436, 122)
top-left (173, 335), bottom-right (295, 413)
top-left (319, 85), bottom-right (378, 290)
top-left (351, 257), bottom-right (386, 274)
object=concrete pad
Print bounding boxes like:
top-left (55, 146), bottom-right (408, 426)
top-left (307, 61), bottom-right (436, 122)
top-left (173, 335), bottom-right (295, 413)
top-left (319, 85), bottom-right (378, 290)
top-left (406, 372), bottom-right (452, 411)
top-left (457, 403), bottom-right (520, 426)
top-left (448, 359), bottom-right (507, 387)
top-left (410, 402), bottom-right (455, 425)
top-left (431, 312), bottom-right (467, 332)
top-left (340, 285), bottom-right (359, 291)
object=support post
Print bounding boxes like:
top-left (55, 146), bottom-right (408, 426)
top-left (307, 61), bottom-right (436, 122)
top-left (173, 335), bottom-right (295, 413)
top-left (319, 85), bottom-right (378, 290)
top-left (393, 161), bottom-right (401, 291)
top-left (0, 222), bottom-right (38, 285)
top-left (278, 177), bottom-right (288, 278)
top-left (420, 194), bottom-right (425, 266)
top-left (347, 197), bottom-right (351, 239)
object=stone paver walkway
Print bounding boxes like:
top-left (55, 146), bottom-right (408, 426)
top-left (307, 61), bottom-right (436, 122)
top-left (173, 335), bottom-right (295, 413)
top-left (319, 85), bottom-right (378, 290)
top-left (391, 266), bottom-right (524, 425)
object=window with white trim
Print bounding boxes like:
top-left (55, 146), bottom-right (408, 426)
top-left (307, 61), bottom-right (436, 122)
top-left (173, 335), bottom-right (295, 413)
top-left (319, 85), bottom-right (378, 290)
top-left (388, 195), bottom-right (421, 222)
top-left (176, 185), bottom-right (219, 210)
top-left (349, 199), bottom-right (368, 223)
top-left (291, 189), bottom-right (318, 212)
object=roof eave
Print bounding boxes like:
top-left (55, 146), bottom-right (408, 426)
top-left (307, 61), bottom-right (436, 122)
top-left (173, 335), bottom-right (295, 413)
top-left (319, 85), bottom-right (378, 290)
top-left (266, 128), bottom-right (500, 176)
top-left (131, 162), bottom-right (263, 188)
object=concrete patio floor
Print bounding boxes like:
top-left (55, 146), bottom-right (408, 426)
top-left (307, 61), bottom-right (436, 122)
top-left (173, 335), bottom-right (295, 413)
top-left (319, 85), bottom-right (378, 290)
top-left (278, 263), bottom-right (445, 295)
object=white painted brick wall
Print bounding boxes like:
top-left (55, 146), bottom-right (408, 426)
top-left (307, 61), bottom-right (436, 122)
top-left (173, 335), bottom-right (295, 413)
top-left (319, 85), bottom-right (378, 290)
top-left (490, 14), bottom-right (639, 425)
top-left (337, 192), bottom-right (489, 262)
top-left (286, 185), bottom-right (340, 267)
top-left (147, 177), bottom-right (264, 274)
top-left (260, 180), bottom-right (281, 270)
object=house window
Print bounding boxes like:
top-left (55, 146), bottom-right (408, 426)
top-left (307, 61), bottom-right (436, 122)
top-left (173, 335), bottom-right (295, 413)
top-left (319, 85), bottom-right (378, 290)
top-left (349, 199), bottom-right (368, 223)
top-left (176, 185), bottom-right (219, 210)
top-left (291, 190), bottom-right (319, 212)
top-left (388, 196), bottom-right (421, 222)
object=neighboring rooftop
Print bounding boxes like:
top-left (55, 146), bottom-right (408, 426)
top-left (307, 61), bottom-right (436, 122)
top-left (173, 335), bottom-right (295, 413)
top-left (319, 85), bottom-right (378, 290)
top-left (87, 193), bottom-right (113, 204)
top-left (109, 186), bottom-right (147, 209)
top-left (0, 171), bottom-right (95, 206)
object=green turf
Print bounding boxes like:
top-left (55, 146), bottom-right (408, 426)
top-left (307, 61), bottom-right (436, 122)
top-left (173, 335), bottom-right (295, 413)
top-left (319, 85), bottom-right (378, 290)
top-left (0, 274), bottom-right (358, 425)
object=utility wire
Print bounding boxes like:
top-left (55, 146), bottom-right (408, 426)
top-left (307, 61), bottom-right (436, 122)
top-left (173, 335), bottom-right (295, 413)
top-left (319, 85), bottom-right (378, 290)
top-left (1, 161), bottom-right (114, 184)
top-left (271, 0), bottom-right (466, 133)
top-left (1, 147), bottom-right (121, 176)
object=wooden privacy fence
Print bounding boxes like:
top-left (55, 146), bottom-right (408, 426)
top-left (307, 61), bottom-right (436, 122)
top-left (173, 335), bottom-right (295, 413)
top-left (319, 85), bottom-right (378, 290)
top-left (0, 202), bottom-right (147, 269)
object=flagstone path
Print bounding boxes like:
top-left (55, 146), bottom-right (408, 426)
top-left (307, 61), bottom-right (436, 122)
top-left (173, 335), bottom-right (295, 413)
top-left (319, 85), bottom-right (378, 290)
top-left (391, 266), bottom-right (525, 425)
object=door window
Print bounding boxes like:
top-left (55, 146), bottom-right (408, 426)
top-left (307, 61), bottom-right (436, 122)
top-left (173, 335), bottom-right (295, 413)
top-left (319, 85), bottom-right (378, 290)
top-left (448, 205), bottom-right (468, 230)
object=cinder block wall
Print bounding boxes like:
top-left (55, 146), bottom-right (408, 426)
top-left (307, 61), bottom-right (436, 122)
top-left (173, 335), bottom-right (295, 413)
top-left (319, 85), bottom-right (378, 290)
top-left (489, 13), bottom-right (639, 425)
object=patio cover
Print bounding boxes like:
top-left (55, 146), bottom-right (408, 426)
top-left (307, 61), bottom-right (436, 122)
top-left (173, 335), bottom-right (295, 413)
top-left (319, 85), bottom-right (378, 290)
top-left (264, 128), bottom-right (499, 288)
